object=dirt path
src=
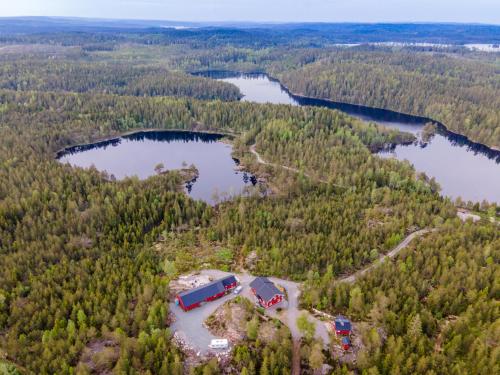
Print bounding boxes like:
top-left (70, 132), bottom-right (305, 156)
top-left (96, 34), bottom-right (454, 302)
top-left (250, 144), bottom-right (341, 186)
top-left (291, 340), bottom-right (301, 375)
top-left (250, 144), bottom-right (309, 174)
top-left (249, 145), bottom-right (435, 287)
top-left (251, 144), bottom-right (494, 226)
top-left (434, 315), bottom-right (458, 353)
top-left (337, 229), bottom-right (433, 284)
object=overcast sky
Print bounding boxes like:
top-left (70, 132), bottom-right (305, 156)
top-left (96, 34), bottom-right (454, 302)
top-left (1, 0), bottom-right (499, 24)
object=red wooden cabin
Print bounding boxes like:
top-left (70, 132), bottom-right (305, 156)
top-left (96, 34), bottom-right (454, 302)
top-left (342, 336), bottom-right (351, 350)
top-left (334, 316), bottom-right (352, 336)
top-left (250, 277), bottom-right (285, 308)
top-left (176, 275), bottom-right (237, 311)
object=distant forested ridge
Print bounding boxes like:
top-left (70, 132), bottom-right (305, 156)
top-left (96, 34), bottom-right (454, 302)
top-left (1, 18), bottom-right (499, 45)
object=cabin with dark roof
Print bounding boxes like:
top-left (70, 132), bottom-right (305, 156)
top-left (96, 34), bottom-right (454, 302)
top-left (250, 277), bottom-right (285, 308)
top-left (334, 316), bottom-right (352, 336)
top-left (176, 275), bottom-right (238, 311)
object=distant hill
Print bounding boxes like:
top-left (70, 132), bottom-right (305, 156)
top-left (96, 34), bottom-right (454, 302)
top-left (0, 17), bottom-right (499, 44)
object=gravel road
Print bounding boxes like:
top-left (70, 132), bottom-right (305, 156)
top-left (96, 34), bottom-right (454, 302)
top-left (337, 229), bottom-right (433, 284)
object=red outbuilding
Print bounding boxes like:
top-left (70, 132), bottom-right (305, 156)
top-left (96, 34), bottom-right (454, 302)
top-left (341, 336), bottom-right (351, 350)
top-left (176, 275), bottom-right (238, 311)
top-left (334, 316), bottom-right (352, 336)
top-left (250, 277), bottom-right (285, 308)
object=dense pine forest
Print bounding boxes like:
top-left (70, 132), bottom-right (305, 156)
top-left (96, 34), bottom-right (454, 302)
top-left (0, 22), bottom-right (498, 374)
top-left (0, 61), bottom-right (241, 100)
top-left (302, 223), bottom-right (499, 374)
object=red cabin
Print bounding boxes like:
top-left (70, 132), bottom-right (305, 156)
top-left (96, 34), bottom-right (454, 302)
top-left (334, 316), bottom-right (352, 336)
top-left (250, 277), bottom-right (285, 308)
top-left (342, 336), bottom-right (351, 350)
top-left (176, 275), bottom-right (238, 311)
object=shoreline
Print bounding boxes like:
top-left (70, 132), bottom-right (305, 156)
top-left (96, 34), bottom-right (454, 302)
top-left (55, 128), bottom-right (262, 206)
top-left (193, 69), bottom-right (500, 156)
top-left (271, 74), bottom-right (500, 155)
top-left (54, 127), bottom-right (237, 159)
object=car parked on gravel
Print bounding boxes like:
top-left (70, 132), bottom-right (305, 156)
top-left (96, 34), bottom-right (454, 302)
top-left (233, 285), bottom-right (243, 294)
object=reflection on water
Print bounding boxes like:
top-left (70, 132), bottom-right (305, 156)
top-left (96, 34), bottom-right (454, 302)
top-left (58, 131), bottom-right (258, 205)
top-left (199, 71), bottom-right (500, 203)
top-left (221, 75), bottom-right (299, 106)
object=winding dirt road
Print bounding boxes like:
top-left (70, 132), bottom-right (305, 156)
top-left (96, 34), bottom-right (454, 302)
top-left (250, 144), bottom-right (333, 185)
top-left (250, 144), bottom-right (310, 173)
top-left (337, 229), bottom-right (433, 284)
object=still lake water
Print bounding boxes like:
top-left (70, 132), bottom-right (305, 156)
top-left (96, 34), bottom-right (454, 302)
top-left (59, 72), bottom-right (500, 204)
top-left (58, 131), bottom-right (257, 205)
top-left (218, 73), bottom-right (500, 203)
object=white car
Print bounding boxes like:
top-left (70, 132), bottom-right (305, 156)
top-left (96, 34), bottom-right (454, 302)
top-left (209, 339), bottom-right (229, 349)
top-left (233, 285), bottom-right (243, 294)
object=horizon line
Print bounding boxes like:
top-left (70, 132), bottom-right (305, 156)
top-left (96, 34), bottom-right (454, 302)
top-left (0, 15), bottom-right (499, 27)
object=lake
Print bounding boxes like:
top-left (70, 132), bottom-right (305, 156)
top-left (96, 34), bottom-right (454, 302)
top-left (212, 71), bottom-right (500, 203)
top-left (57, 131), bottom-right (258, 205)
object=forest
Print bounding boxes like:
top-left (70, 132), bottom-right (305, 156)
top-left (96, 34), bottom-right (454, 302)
top-left (2, 29), bottom-right (498, 149)
top-left (0, 60), bottom-right (241, 101)
top-left (0, 25), bottom-right (498, 374)
top-left (301, 222), bottom-right (499, 374)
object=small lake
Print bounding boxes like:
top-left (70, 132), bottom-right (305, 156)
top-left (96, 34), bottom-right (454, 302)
top-left (203, 72), bottom-right (500, 203)
top-left (57, 131), bottom-right (257, 205)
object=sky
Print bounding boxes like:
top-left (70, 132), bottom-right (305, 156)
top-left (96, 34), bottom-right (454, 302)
top-left (1, 0), bottom-right (499, 24)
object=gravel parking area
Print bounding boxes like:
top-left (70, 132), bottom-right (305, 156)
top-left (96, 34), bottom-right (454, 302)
top-left (169, 270), bottom-right (257, 355)
top-left (169, 269), bottom-right (329, 354)
top-left (169, 291), bottom-right (237, 355)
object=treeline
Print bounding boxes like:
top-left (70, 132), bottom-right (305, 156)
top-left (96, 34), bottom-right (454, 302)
top-left (0, 88), bottom-right (409, 153)
top-left (270, 48), bottom-right (500, 149)
top-left (302, 222), bottom-right (499, 374)
top-left (0, 60), bottom-right (241, 101)
top-left (3, 33), bottom-right (498, 152)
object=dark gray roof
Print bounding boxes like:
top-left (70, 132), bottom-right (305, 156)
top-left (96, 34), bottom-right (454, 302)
top-left (178, 275), bottom-right (236, 307)
top-left (221, 275), bottom-right (237, 287)
top-left (250, 277), bottom-right (283, 302)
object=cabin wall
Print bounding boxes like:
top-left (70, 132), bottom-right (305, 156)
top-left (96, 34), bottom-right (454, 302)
top-left (336, 329), bottom-right (351, 336)
top-left (266, 294), bottom-right (284, 308)
top-left (205, 291), bottom-right (226, 302)
top-left (224, 281), bottom-right (237, 290)
top-left (254, 293), bottom-right (284, 308)
top-left (177, 295), bottom-right (203, 312)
